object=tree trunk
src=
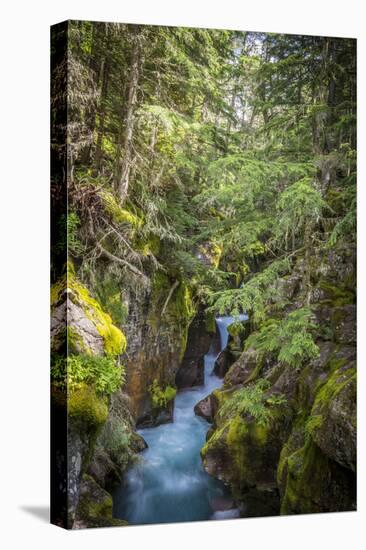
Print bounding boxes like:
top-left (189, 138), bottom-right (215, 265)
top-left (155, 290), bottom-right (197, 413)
top-left (303, 221), bottom-right (313, 306)
top-left (118, 28), bottom-right (142, 201)
top-left (94, 56), bottom-right (110, 173)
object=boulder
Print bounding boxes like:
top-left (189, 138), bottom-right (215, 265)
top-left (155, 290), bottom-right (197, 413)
top-left (280, 440), bottom-right (356, 515)
top-left (308, 362), bottom-right (356, 471)
top-left (176, 356), bottom-right (204, 389)
top-left (223, 348), bottom-right (258, 387)
top-left (194, 395), bottom-right (214, 422)
top-left (214, 348), bottom-right (235, 378)
top-left (74, 474), bottom-right (127, 529)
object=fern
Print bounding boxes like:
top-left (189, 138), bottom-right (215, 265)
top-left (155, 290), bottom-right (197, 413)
top-left (219, 379), bottom-right (286, 427)
top-left (245, 307), bottom-right (319, 367)
top-left (209, 258), bottom-right (290, 322)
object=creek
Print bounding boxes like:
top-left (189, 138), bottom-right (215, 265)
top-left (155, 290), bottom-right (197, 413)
top-left (113, 315), bottom-right (247, 525)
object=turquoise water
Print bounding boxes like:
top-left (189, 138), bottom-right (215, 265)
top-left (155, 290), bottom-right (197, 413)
top-left (113, 316), bottom-right (247, 525)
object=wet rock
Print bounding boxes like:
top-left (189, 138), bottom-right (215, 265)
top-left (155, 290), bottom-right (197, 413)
top-left (309, 362), bottom-right (356, 471)
top-left (123, 273), bottom-right (195, 423)
top-left (176, 356), bottom-right (204, 389)
top-left (238, 487), bottom-right (280, 518)
top-left (88, 450), bottom-right (121, 490)
top-left (74, 474), bottom-right (127, 529)
top-left (130, 432), bottom-right (148, 453)
top-left (176, 310), bottom-right (211, 389)
top-left (214, 348), bottom-right (235, 378)
top-left (209, 495), bottom-right (235, 512)
top-left (137, 398), bottom-right (174, 428)
top-left (280, 439), bottom-right (356, 515)
top-left (194, 395), bottom-right (214, 422)
top-left (202, 410), bottom-right (291, 495)
top-left (223, 348), bottom-right (257, 387)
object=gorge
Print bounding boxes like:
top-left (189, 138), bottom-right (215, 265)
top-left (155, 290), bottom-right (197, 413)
top-left (113, 315), bottom-right (247, 525)
top-left (50, 22), bottom-right (357, 529)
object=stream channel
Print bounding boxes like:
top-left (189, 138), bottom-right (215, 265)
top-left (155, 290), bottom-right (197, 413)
top-left (113, 315), bottom-right (247, 525)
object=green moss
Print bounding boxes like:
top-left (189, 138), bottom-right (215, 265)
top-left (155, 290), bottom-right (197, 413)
top-left (148, 271), bottom-right (195, 362)
top-left (220, 415), bottom-right (269, 486)
top-left (313, 365), bottom-right (356, 411)
top-left (280, 439), bottom-right (330, 515)
top-left (318, 280), bottom-right (355, 306)
top-left (134, 234), bottom-right (160, 256)
top-left (76, 474), bottom-right (128, 528)
top-left (201, 423), bottom-right (227, 459)
top-left (99, 189), bottom-right (142, 227)
top-left (68, 384), bottom-right (109, 427)
top-left (52, 265), bottom-right (127, 356)
top-left (281, 364), bottom-right (356, 515)
top-left (226, 416), bottom-right (249, 479)
top-left (304, 414), bottom-right (323, 440)
top-left (95, 276), bottom-right (128, 326)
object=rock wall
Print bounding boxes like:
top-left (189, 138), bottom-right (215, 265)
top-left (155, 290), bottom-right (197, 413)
top-left (175, 307), bottom-right (213, 389)
top-left (122, 272), bottom-right (195, 426)
top-left (199, 245), bottom-right (356, 516)
top-left (51, 268), bottom-right (142, 528)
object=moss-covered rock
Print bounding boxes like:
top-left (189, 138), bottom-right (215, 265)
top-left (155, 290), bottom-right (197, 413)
top-left (68, 385), bottom-right (109, 428)
top-left (201, 392), bottom-right (291, 509)
top-left (280, 439), bottom-right (356, 515)
top-left (88, 391), bottom-right (147, 490)
top-left (51, 265), bottom-right (127, 357)
top-left (74, 474), bottom-right (127, 529)
top-left (223, 348), bottom-right (258, 388)
top-left (307, 363), bottom-right (356, 471)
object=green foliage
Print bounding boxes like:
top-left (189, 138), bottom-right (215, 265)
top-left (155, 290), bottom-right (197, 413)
top-left (275, 178), bottom-right (329, 243)
top-left (149, 379), bottom-right (177, 409)
top-left (54, 211), bottom-right (85, 257)
top-left (209, 258), bottom-right (290, 322)
top-left (98, 417), bottom-right (130, 461)
top-left (219, 379), bottom-right (286, 427)
top-left (51, 353), bottom-right (125, 395)
top-left (64, 23), bottom-right (356, 335)
top-left (67, 212), bottom-right (85, 255)
top-left (245, 308), bottom-right (319, 367)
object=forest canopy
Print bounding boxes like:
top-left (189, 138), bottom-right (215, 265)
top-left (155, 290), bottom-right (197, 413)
top-left (53, 23), bottom-right (356, 355)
